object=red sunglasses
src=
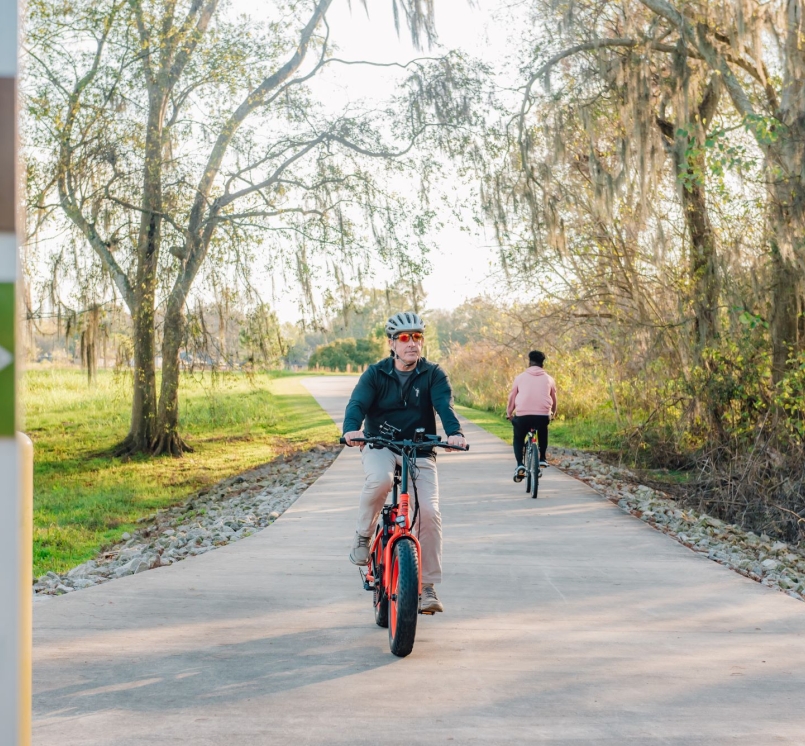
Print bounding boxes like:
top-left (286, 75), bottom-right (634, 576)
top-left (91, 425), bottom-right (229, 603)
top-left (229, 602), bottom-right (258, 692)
top-left (393, 332), bottom-right (424, 343)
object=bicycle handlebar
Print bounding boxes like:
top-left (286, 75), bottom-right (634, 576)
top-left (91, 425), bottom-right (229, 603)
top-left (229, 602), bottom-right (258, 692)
top-left (339, 435), bottom-right (469, 452)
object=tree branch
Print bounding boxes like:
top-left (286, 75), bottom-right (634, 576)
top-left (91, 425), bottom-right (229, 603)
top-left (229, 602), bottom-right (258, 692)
top-left (53, 4), bottom-right (135, 308)
top-left (128, 0), bottom-right (155, 87)
top-left (165, 0), bottom-right (218, 91)
top-left (185, 0), bottom-right (333, 249)
top-left (214, 137), bottom-right (325, 209)
top-left (637, 0), bottom-right (758, 123)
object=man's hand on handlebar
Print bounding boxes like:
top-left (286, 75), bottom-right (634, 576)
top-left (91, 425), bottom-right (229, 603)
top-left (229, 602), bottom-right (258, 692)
top-left (446, 434), bottom-right (467, 451)
top-left (342, 430), bottom-right (365, 448)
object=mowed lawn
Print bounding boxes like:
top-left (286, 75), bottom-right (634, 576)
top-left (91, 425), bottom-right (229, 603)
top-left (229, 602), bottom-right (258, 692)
top-left (23, 370), bottom-right (339, 576)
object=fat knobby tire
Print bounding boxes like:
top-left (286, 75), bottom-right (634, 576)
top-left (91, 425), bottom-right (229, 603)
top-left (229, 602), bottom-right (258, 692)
top-left (389, 538), bottom-right (419, 657)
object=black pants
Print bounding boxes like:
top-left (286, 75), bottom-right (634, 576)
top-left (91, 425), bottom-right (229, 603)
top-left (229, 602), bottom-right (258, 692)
top-left (512, 414), bottom-right (550, 465)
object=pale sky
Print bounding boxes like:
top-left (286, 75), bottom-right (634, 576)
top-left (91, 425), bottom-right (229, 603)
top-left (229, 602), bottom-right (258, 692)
top-left (239, 0), bottom-right (510, 321)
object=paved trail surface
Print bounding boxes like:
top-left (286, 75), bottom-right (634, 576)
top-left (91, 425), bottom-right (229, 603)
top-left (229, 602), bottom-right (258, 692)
top-left (33, 377), bottom-right (805, 745)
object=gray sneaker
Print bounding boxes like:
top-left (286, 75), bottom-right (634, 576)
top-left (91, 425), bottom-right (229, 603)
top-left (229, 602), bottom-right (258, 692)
top-left (513, 465), bottom-right (526, 483)
top-left (420, 583), bottom-right (444, 613)
top-left (349, 532), bottom-right (370, 566)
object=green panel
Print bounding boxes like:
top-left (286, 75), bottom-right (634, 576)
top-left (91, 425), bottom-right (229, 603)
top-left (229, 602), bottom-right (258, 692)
top-left (0, 283), bottom-right (14, 436)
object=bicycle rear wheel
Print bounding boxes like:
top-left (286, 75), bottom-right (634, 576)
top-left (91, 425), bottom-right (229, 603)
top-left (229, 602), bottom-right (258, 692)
top-left (373, 527), bottom-right (388, 627)
top-left (388, 538), bottom-right (419, 657)
top-left (374, 585), bottom-right (388, 627)
top-left (529, 444), bottom-right (539, 499)
top-left (524, 441), bottom-right (532, 493)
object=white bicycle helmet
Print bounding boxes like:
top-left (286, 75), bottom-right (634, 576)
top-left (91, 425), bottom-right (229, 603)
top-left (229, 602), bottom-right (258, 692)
top-left (385, 311), bottom-right (425, 337)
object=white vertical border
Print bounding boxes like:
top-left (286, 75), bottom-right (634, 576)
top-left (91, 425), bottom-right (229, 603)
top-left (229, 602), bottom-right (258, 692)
top-left (1, 0), bottom-right (23, 741)
top-left (0, 233), bottom-right (17, 282)
top-left (0, 0), bottom-right (16, 77)
top-left (0, 438), bottom-right (22, 746)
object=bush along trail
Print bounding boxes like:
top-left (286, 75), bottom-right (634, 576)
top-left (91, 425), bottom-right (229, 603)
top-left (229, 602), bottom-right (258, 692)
top-left (33, 444), bottom-right (341, 597)
top-left (551, 448), bottom-right (805, 602)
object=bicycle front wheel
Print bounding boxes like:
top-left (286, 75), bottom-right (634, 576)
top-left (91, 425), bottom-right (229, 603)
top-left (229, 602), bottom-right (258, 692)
top-left (388, 538), bottom-right (419, 657)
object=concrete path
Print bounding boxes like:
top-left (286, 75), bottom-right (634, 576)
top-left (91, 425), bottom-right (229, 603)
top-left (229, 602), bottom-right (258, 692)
top-left (33, 376), bottom-right (805, 745)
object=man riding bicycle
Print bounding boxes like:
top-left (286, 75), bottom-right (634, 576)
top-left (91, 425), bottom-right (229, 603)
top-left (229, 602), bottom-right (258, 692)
top-left (342, 311), bottom-right (467, 614)
top-left (507, 350), bottom-right (557, 483)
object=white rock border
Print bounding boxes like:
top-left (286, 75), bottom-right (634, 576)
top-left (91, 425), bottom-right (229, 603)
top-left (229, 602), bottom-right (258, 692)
top-left (551, 447), bottom-right (805, 602)
top-left (34, 444), bottom-right (342, 597)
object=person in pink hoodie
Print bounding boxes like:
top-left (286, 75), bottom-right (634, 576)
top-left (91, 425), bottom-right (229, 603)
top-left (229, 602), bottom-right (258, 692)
top-left (506, 350), bottom-right (557, 482)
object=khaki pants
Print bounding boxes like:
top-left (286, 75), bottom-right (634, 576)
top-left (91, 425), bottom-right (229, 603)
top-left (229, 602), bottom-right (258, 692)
top-left (356, 446), bottom-right (442, 584)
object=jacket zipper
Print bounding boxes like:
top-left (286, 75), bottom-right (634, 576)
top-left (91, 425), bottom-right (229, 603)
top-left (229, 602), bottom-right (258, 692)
top-left (382, 365), bottom-right (421, 407)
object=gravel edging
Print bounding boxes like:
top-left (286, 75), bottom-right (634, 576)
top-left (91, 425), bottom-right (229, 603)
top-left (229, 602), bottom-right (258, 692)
top-left (34, 444), bottom-right (343, 597)
top-left (550, 447), bottom-right (805, 602)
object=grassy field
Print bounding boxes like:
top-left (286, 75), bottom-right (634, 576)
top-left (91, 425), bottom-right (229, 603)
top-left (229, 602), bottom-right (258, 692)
top-left (24, 369), bottom-right (339, 576)
top-left (455, 402), bottom-right (693, 489)
top-left (455, 403), bottom-right (619, 452)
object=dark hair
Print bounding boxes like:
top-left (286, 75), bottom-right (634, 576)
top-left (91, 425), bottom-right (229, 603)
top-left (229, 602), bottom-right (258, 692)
top-left (528, 350), bottom-right (546, 366)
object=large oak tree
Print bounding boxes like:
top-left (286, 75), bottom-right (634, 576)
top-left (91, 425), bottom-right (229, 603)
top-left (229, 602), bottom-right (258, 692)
top-left (26, 0), bottom-right (477, 454)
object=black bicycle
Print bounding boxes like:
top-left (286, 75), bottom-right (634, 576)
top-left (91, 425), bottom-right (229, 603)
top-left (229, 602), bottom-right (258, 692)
top-left (523, 429), bottom-right (541, 499)
top-left (340, 425), bottom-right (468, 657)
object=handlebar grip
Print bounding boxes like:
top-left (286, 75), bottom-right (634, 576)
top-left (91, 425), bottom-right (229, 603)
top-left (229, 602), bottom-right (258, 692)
top-left (340, 436), bottom-right (367, 445)
top-left (442, 443), bottom-right (470, 451)
top-left (339, 437), bottom-right (347, 445)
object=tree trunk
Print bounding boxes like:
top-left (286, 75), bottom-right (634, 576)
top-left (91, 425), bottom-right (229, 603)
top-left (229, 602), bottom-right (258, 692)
top-left (766, 120), bottom-right (805, 383)
top-left (768, 197), bottom-right (804, 383)
top-left (656, 111), bottom-right (720, 355)
top-left (116, 92), bottom-right (166, 455)
top-left (115, 287), bottom-right (158, 455)
top-left (765, 4), bottom-right (805, 383)
top-left (154, 296), bottom-right (192, 456)
top-left (681, 164), bottom-right (719, 352)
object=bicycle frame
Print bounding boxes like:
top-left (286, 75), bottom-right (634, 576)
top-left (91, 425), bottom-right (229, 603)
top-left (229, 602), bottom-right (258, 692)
top-left (342, 430), bottom-right (468, 604)
top-left (365, 453), bottom-right (423, 598)
top-left (524, 428), bottom-right (536, 452)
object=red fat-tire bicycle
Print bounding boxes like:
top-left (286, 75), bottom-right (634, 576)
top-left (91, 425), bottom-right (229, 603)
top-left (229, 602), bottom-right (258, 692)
top-left (341, 427), bottom-right (468, 657)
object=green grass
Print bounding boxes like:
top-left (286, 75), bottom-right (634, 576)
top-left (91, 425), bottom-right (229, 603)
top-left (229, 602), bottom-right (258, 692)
top-left (455, 403), bottom-right (622, 452)
top-left (456, 402), bottom-right (694, 487)
top-left (23, 369), bottom-right (338, 576)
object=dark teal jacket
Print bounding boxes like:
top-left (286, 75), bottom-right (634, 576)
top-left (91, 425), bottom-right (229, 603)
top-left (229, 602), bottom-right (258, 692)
top-left (342, 356), bottom-right (463, 444)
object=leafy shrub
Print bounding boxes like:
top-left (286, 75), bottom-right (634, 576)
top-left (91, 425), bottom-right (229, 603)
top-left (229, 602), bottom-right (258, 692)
top-left (308, 337), bottom-right (385, 371)
top-left (442, 341), bottom-right (610, 421)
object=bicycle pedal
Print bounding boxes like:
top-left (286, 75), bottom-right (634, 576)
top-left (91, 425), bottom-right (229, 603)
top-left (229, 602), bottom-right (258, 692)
top-left (419, 609), bottom-right (435, 615)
